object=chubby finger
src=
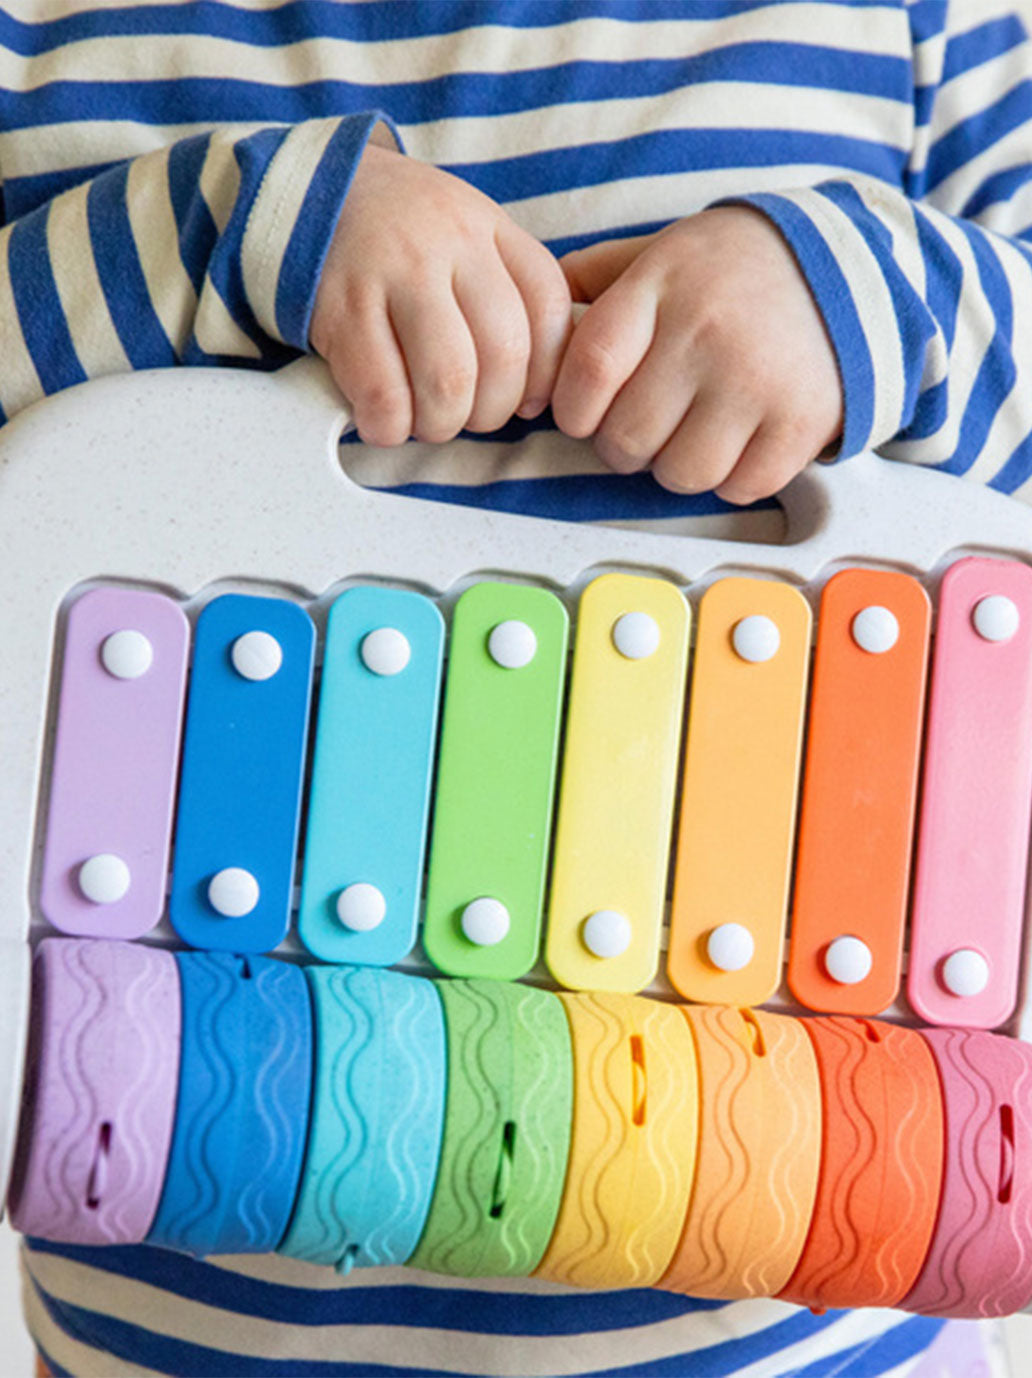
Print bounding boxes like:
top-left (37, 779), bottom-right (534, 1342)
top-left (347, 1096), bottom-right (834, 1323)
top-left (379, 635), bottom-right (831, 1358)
top-left (453, 261), bottom-right (531, 433)
top-left (559, 233), bottom-right (657, 303)
top-left (714, 421), bottom-right (813, 505)
top-left (592, 330), bottom-right (699, 474)
top-left (650, 392), bottom-right (761, 495)
top-left (495, 225), bottom-right (572, 418)
top-left (551, 279), bottom-right (659, 439)
top-left (327, 296), bottom-right (413, 448)
top-left (389, 288), bottom-right (477, 443)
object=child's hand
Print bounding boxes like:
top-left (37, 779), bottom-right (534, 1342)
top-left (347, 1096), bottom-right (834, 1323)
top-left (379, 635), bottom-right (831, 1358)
top-left (551, 207), bottom-right (843, 504)
top-left (311, 143), bottom-right (572, 445)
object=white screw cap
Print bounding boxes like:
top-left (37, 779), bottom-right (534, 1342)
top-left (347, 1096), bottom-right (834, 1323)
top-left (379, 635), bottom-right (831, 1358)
top-left (101, 629), bottom-right (153, 679)
top-left (612, 611), bottom-right (660, 660)
top-left (231, 630), bottom-right (282, 681)
top-left (972, 595), bottom-right (1019, 643)
top-left (732, 615), bottom-right (780, 663)
top-left (824, 935), bottom-right (873, 985)
top-left (941, 948), bottom-right (990, 998)
top-left (851, 606), bottom-right (899, 655)
top-left (706, 922), bottom-right (755, 972)
top-left (460, 897), bottom-right (510, 947)
top-left (78, 853), bottom-right (130, 904)
top-left (208, 867), bottom-right (260, 917)
top-left (336, 882), bottom-right (387, 932)
top-left (582, 909), bottom-right (632, 959)
top-left (361, 627), bottom-right (411, 676)
top-left (488, 620), bottom-right (537, 669)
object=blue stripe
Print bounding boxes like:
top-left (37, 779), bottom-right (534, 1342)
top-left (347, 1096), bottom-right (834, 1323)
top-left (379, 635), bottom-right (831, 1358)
top-left (939, 221), bottom-right (1015, 477)
top-left (792, 1316), bottom-right (944, 1377)
top-left (30, 1276), bottom-right (896, 1378)
top-left (942, 14), bottom-right (1028, 83)
top-left (275, 114), bottom-right (385, 349)
top-left (2, 165), bottom-right (123, 221)
top-left (34, 1339), bottom-right (72, 1378)
top-left (962, 162), bottom-right (1032, 220)
top-left (914, 206), bottom-right (962, 355)
top-left (0, 44), bottom-right (912, 132)
top-left (993, 423), bottom-right (1032, 493)
top-left (732, 191), bottom-right (875, 457)
top-left (6, 207), bottom-right (86, 394)
top-left (0, 3), bottom-right (895, 52)
top-left (86, 163), bottom-right (177, 368)
top-left (363, 473), bottom-right (774, 524)
top-left (167, 134), bottom-right (217, 296)
top-left (453, 129), bottom-right (905, 207)
top-left (25, 1240), bottom-right (720, 1334)
top-left (907, 1), bottom-right (947, 47)
top-left (926, 81), bottom-right (1032, 194)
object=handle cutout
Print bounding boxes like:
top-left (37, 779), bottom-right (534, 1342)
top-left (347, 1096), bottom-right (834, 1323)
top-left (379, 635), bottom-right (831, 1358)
top-left (999, 1104), bottom-right (1015, 1205)
top-left (630, 1035), bottom-right (647, 1126)
top-left (86, 1122), bottom-right (112, 1210)
top-left (490, 1121), bottom-right (516, 1219)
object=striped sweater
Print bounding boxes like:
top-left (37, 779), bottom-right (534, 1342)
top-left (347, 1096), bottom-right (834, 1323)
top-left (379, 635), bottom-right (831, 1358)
top-left (4, 1), bottom-right (1029, 1373)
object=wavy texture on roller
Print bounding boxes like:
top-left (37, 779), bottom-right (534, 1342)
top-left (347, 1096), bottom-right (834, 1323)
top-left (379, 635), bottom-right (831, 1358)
top-left (9, 939), bottom-right (179, 1246)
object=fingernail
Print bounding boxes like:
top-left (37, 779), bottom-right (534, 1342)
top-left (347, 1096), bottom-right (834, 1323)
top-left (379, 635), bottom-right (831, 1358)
top-left (517, 399), bottom-right (546, 419)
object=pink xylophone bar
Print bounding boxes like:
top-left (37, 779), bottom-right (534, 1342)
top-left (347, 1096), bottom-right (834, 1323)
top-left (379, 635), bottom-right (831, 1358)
top-left (6, 358), bottom-right (1032, 1312)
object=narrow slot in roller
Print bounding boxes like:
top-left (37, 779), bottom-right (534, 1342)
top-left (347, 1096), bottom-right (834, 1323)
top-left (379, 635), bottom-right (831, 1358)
top-left (1000, 1104), bottom-right (1015, 1205)
top-left (740, 1009), bottom-right (766, 1058)
top-left (85, 1121), bottom-right (112, 1210)
top-left (630, 1035), bottom-right (647, 1126)
top-left (490, 1121), bottom-right (516, 1220)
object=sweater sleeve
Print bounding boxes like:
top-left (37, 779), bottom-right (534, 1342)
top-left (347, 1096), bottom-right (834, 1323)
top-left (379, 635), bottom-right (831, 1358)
top-left (0, 112), bottom-right (397, 424)
top-left (723, 2), bottom-right (1032, 498)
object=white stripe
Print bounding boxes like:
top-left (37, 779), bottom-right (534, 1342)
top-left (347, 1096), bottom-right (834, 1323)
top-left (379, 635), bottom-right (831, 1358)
top-left (23, 1248), bottom-right (903, 1378)
top-left (125, 145), bottom-right (196, 354)
top-left (199, 124), bottom-right (257, 236)
top-left (241, 118), bottom-right (340, 344)
top-left (0, 8), bottom-right (909, 93)
top-left (0, 231), bottom-right (45, 420)
top-left (933, 42), bottom-right (1031, 146)
top-left (503, 162), bottom-right (892, 244)
top-left (46, 180), bottom-right (131, 377)
top-left (970, 178), bottom-right (1032, 237)
top-left (0, 121), bottom-right (264, 178)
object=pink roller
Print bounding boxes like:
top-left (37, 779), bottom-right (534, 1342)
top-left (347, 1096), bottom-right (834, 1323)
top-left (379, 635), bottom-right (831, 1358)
top-left (8, 939), bottom-right (180, 1245)
top-left (904, 1027), bottom-right (1032, 1318)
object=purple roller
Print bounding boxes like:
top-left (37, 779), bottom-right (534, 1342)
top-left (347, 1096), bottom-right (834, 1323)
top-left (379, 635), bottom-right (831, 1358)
top-left (40, 586), bottom-right (188, 939)
top-left (8, 939), bottom-right (180, 1245)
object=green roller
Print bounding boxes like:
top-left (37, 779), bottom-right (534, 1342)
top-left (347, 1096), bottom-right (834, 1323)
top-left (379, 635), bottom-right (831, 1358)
top-left (409, 978), bottom-right (573, 1277)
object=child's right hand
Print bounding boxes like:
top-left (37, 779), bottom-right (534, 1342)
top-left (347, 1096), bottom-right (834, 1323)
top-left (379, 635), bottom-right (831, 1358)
top-left (311, 143), bottom-right (572, 446)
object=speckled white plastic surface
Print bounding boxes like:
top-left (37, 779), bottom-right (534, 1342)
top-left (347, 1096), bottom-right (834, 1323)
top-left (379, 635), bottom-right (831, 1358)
top-left (7, 354), bottom-right (1032, 1215)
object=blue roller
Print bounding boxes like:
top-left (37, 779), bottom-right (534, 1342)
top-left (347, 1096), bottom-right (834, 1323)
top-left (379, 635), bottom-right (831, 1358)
top-left (147, 951), bottom-right (313, 1256)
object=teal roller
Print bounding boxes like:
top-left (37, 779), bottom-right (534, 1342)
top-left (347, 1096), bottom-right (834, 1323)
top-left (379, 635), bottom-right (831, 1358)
top-left (278, 965), bottom-right (445, 1270)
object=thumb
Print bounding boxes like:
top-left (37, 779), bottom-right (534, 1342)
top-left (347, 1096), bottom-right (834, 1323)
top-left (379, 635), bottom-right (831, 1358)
top-left (559, 234), bottom-right (653, 302)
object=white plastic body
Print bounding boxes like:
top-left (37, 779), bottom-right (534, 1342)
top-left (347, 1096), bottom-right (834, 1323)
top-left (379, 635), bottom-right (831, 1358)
top-left (6, 356), bottom-right (1032, 1207)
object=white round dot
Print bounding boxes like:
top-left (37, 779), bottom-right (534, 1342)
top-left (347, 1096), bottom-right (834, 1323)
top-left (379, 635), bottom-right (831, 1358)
top-left (582, 909), bottom-right (632, 959)
top-left (231, 630), bottom-right (282, 681)
top-left (941, 948), bottom-right (990, 998)
top-left (78, 853), bottom-right (130, 904)
top-left (972, 595), bottom-right (1019, 643)
top-left (612, 612), bottom-right (660, 660)
top-left (361, 627), bottom-right (411, 676)
top-left (706, 922), bottom-right (755, 972)
top-left (336, 882), bottom-right (386, 932)
top-left (207, 867), bottom-right (260, 918)
top-left (851, 606), bottom-right (899, 655)
top-left (460, 897), bottom-right (510, 947)
top-left (824, 935), bottom-right (873, 985)
top-left (732, 614), bottom-right (780, 663)
top-left (101, 629), bottom-right (153, 680)
top-left (487, 620), bottom-right (537, 670)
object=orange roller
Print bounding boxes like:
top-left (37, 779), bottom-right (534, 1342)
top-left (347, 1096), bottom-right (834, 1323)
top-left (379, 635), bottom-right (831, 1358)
top-left (780, 1017), bottom-right (944, 1311)
top-left (661, 1006), bottom-right (821, 1300)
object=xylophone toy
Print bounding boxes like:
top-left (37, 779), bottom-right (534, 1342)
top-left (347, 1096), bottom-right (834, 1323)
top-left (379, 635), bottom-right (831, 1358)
top-left (6, 357), bottom-right (1032, 1319)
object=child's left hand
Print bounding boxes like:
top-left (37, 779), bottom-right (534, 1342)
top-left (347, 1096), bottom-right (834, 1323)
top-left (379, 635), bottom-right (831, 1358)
top-left (551, 207), bottom-right (844, 504)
